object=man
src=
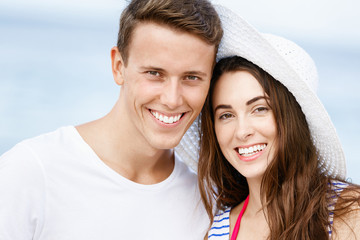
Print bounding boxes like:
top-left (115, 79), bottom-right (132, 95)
top-left (0, 0), bottom-right (223, 239)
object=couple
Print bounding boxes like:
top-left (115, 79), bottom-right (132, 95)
top-left (0, 0), bottom-right (359, 239)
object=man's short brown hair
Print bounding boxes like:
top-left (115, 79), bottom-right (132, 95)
top-left (117, 0), bottom-right (223, 65)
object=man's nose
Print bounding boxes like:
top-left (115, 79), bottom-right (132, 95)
top-left (160, 79), bottom-right (184, 109)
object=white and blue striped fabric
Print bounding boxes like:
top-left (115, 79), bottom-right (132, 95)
top-left (208, 208), bottom-right (231, 239)
top-left (208, 181), bottom-right (347, 239)
top-left (328, 181), bottom-right (347, 237)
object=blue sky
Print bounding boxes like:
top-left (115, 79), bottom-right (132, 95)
top-left (1, 0), bottom-right (359, 182)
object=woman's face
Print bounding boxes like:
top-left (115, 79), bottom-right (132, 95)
top-left (212, 70), bottom-right (277, 181)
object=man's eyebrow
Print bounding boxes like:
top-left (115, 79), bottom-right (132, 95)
top-left (214, 104), bottom-right (232, 112)
top-left (140, 66), bottom-right (165, 72)
top-left (183, 71), bottom-right (208, 77)
top-left (139, 67), bottom-right (207, 77)
top-left (246, 96), bottom-right (268, 105)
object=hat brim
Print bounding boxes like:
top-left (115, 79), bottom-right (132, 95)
top-left (176, 5), bottom-right (346, 179)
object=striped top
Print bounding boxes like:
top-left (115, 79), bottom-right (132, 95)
top-left (328, 181), bottom-right (348, 237)
top-left (208, 208), bottom-right (231, 239)
top-left (208, 181), bottom-right (347, 239)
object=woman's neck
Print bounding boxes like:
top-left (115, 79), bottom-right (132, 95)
top-left (230, 177), bottom-right (269, 240)
top-left (246, 177), bottom-right (265, 218)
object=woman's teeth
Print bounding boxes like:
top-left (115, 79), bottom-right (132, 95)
top-left (238, 144), bottom-right (267, 156)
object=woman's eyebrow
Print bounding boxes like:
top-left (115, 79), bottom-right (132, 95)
top-left (213, 96), bottom-right (268, 112)
top-left (246, 96), bottom-right (268, 105)
top-left (214, 104), bottom-right (232, 112)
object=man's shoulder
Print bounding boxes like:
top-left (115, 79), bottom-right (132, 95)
top-left (1, 126), bottom-right (77, 164)
top-left (23, 125), bottom-right (76, 147)
top-left (168, 155), bottom-right (202, 200)
top-left (174, 153), bottom-right (198, 180)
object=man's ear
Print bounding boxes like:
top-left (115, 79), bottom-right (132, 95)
top-left (111, 46), bottom-right (125, 86)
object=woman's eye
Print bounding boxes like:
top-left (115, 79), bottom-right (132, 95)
top-left (254, 107), bottom-right (268, 113)
top-left (219, 113), bottom-right (233, 120)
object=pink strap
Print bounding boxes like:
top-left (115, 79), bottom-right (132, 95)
top-left (230, 195), bottom-right (249, 240)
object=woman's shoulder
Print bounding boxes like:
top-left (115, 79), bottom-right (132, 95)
top-left (207, 207), bottom-right (231, 239)
top-left (329, 180), bottom-right (349, 190)
top-left (331, 180), bottom-right (360, 239)
top-left (328, 179), bottom-right (360, 200)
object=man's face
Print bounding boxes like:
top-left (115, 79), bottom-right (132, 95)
top-left (113, 22), bottom-right (215, 151)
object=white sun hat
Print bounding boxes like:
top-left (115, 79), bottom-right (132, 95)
top-left (175, 4), bottom-right (346, 179)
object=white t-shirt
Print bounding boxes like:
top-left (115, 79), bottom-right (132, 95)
top-left (0, 126), bottom-right (209, 240)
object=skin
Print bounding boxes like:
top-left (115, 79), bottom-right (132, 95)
top-left (212, 70), bottom-right (360, 239)
top-left (212, 71), bottom-right (277, 183)
top-left (332, 191), bottom-right (360, 240)
top-left (212, 70), bottom-right (277, 239)
top-left (76, 22), bottom-right (215, 185)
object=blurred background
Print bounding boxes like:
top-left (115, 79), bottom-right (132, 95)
top-left (1, 0), bottom-right (359, 182)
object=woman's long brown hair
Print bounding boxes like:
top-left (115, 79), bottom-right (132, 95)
top-left (198, 56), bottom-right (360, 239)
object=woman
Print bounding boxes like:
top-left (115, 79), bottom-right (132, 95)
top-left (196, 5), bottom-right (360, 240)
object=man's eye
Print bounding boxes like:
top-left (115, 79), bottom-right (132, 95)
top-left (148, 71), bottom-right (160, 77)
top-left (186, 76), bottom-right (199, 81)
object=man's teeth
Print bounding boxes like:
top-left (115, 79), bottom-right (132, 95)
top-left (238, 144), bottom-right (267, 156)
top-left (151, 111), bottom-right (182, 124)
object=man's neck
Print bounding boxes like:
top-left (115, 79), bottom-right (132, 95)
top-left (75, 114), bottom-right (175, 185)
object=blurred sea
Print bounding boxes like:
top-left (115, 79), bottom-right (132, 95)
top-left (1, 6), bottom-right (359, 183)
